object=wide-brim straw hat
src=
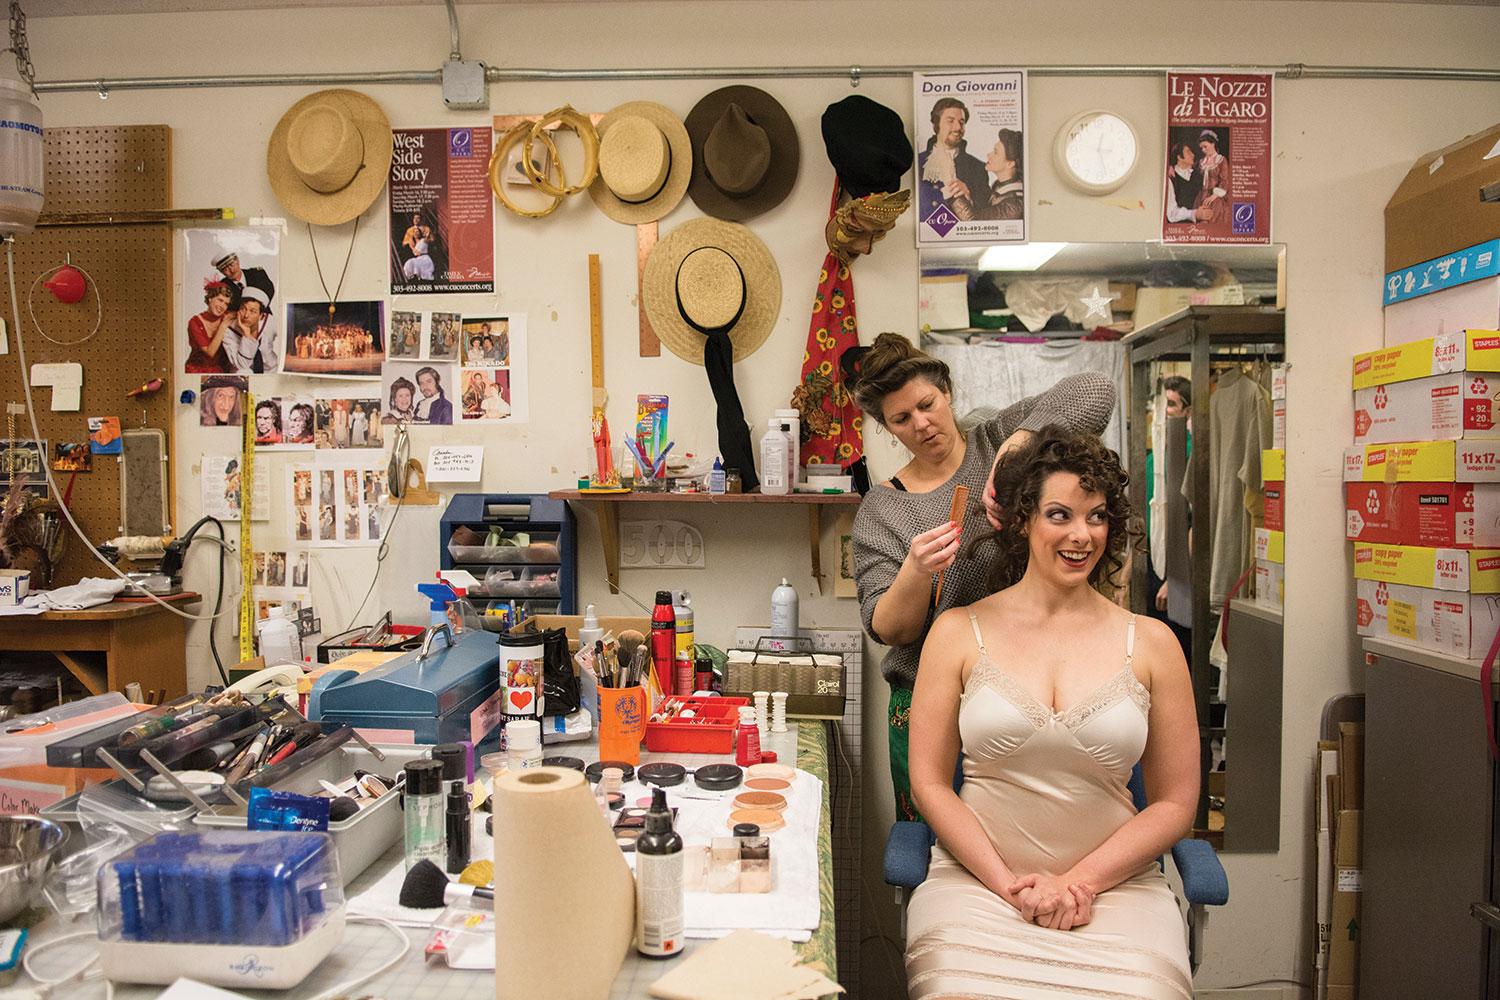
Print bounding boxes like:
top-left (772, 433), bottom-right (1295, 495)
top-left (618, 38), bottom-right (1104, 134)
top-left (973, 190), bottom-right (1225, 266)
top-left (588, 101), bottom-right (693, 225)
top-left (684, 85), bottom-right (800, 222)
top-left (267, 89), bottom-right (393, 226)
top-left (643, 218), bottom-right (782, 365)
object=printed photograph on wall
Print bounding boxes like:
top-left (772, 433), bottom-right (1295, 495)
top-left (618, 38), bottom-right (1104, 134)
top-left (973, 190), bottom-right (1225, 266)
top-left (50, 442), bottom-right (90, 473)
top-left (461, 316), bottom-right (510, 366)
top-left (1162, 71), bottom-right (1272, 245)
top-left (282, 300), bottom-right (386, 377)
top-left (388, 127), bottom-right (495, 294)
top-left (388, 309), bottom-right (423, 359)
top-left (314, 396), bottom-right (385, 450)
top-left (460, 367), bottom-right (512, 421)
top-left (280, 396), bottom-right (316, 448)
top-left (913, 69), bottom-right (1028, 246)
top-left (428, 311), bottom-right (462, 361)
top-left (381, 361), bottom-right (456, 425)
top-left (182, 226), bottom-right (281, 375)
top-left (0, 440), bottom-right (46, 497)
top-left (199, 375), bottom-right (247, 428)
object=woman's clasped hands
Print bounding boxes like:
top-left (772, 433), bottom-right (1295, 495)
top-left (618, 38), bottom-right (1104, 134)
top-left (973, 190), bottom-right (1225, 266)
top-left (1006, 873), bottom-right (1096, 931)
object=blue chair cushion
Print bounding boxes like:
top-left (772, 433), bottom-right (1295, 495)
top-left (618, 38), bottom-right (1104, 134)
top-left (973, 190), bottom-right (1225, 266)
top-left (884, 821), bottom-right (935, 890)
top-left (1172, 837), bottom-right (1229, 906)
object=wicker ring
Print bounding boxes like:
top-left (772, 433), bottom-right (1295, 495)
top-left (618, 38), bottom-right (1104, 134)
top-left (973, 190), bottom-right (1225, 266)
top-left (490, 122), bottom-right (564, 219)
top-left (523, 105), bottom-right (599, 198)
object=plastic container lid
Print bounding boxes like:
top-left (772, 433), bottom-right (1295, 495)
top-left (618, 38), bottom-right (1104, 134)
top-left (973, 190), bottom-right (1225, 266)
top-left (732, 822), bottom-right (761, 837)
top-left (403, 759), bottom-right (443, 796)
top-left (637, 762), bottom-right (686, 787)
top-left (433, 743), bottom-right (468, 782)
top-left (506, 719), bottom-right (540, 750)
top-left (655, 590), bottom-right (673, 605)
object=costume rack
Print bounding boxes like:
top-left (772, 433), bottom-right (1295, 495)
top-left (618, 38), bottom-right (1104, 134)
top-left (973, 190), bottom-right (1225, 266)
top-left (1123, 305), bottom-right (1286, 833)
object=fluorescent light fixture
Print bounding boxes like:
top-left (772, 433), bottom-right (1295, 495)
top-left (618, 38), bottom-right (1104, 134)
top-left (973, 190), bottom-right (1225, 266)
top-left (977, 242), bottom-right (1068, 272)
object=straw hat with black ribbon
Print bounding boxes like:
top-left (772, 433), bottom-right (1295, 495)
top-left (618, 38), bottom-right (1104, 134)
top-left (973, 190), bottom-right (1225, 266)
top-left (684, 86), bottom-right (800, 222)
top-left (643, 218), bottom-right (783, 490)
top-left (588, 101), bottom-right (693, 225)
top-left (267, 89), bottom-right (393, 227)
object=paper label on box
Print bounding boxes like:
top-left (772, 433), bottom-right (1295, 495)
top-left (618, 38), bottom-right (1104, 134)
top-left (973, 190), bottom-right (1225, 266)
top-left (1336, 867), bottom-right (1363, 893)
top-left (354, 728), bottom-right (415, 745)
top-left (1385, 239), bottom-right (1500, 305)
top-left (1387, 599), bottom-right (1417, 640)
top-left (1255, 528), bottom-right (1284, 564)
top-left (0, 778), bottom-right (66, 813)
top-left (469, 687), bottom-right (507, 745)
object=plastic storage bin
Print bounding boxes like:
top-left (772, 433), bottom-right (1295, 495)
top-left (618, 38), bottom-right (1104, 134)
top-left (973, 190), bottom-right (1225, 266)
top-left (97, 830), bottom-right (345, 990)
top-left (642, 696), bottom-right (750, 754)
top-left (439, 494), bottom-right (577, 619)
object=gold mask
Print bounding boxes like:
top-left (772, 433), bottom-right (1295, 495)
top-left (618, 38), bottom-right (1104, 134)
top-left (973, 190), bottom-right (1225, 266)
top-left (825, 189), bottom-right (912, 263)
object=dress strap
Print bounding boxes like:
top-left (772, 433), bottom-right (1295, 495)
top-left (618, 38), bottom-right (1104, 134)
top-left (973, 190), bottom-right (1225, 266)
top-left (967, 612), bottom-right (988, 655)
top-left (1124, 614), bottom-right (1137, 668)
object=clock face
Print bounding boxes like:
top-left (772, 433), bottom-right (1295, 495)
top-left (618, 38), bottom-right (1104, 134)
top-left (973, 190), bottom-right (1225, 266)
top-left (1062, 113), bottom-right (1137, 189)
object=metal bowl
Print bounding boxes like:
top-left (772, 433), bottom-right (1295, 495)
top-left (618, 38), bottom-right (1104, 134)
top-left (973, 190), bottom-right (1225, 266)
top-left (0, 815), bottom-right (66, 923)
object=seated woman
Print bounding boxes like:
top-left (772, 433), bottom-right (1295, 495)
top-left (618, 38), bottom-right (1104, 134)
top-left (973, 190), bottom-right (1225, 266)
top-left (905, 425), bottom-right (1197, 1000)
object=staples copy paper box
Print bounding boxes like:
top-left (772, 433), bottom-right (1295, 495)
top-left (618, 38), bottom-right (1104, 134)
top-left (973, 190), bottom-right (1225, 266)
top-left (1352, 371), bottom-right (1500, 445)
top-left (1255, 559), bottom-right (1284, 610)
top-left (1352, 542), bottom-right (1500, 593)
top-left (1255, 528), bottom-right (1284, 565)
top-left (1264, 483), bottom-right (1285, 532)
top-left (1262, 448), bottom-right (1285, 484)
top-left (1341, 481), bottom-right (1500, 548)
top-left (1344, 440), bottom-right (1500, 483)
top-left (1352, 328), bottom-right (1500, 389)
top-left (1355, 578), bottom-right (1500, 659)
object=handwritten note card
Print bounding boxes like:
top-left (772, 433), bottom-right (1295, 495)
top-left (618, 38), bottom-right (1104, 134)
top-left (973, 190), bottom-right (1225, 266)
top-left (427, 445), bottom-right (483, 482)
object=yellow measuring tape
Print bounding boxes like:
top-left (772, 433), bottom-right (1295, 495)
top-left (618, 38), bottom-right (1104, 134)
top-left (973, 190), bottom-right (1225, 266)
top-left (238, 389), bottom-right (255, 661)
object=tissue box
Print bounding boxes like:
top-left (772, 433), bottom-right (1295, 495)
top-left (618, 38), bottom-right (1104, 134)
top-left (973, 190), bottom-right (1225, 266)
top-left (0, 570), bottom-right (28, 606)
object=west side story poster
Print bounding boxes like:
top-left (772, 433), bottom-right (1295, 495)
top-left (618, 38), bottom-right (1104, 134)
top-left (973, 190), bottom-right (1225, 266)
top-left (388, 128), bottom-right (496, 294)
top-left (913, 70), bottom-right (1028, 247)
top-left (1162, 71), bottom-right (1273, 245)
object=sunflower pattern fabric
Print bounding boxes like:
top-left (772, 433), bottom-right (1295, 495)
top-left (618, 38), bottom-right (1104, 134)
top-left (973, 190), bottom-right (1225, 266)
top-left (793, 248), bottom-right (864, 470)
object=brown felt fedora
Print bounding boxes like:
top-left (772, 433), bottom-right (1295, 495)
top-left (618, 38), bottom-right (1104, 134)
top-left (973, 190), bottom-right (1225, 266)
top-left (685, 86), bottom-right (800, 222)
top-left (267, 89), bottom-right (393, 226)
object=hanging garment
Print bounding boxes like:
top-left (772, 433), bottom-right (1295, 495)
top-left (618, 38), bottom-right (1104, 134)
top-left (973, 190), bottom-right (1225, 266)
top-left (1149, 392), bottom-right (1168, 578)
top-left (927, 339), bottom-right (1128, 461)
top-left (1194, 368), bottom-right (1272, 608)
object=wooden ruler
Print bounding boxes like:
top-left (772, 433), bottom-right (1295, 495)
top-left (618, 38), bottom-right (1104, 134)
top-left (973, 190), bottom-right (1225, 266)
top-left (589, 253), bottom-right (605, 394)
top-left (636, 222), bottom-right (660, 357)
top-left (238, 390), bottom-right (255, 661)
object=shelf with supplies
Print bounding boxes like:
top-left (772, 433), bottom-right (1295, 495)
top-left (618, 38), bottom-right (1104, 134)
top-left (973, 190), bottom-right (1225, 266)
top-left (439, 494), bottom-right (578, 620)
top-left (548, 489), bottom-right (861, 596)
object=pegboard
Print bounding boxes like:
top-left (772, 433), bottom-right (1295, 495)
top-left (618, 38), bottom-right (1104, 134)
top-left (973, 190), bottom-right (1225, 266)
top-left (0, 126), bottom-right (176, 586)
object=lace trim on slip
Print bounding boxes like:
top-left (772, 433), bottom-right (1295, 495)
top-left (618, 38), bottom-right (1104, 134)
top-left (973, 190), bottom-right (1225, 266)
top-left (961, 654), bottom-right (1051, 728)
top-left (912, 917), bottom-right (1189, 976)
top-left (962, 652), bottom-right (1151, 730)
top-left (907, 939), bottom-right (1192, 1000)
top-left (1059, 666), bottom-right (1152, 730)
top-left (909, 965), bottom-right (1178, 1000)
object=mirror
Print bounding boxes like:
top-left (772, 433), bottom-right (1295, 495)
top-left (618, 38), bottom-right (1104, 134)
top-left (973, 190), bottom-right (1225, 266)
top-left (918, 242), bottom-right (1287, 852)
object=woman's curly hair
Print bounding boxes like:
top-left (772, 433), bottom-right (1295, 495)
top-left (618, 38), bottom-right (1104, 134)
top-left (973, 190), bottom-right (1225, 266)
top-left (971, 424), bottom-right (1137, 593)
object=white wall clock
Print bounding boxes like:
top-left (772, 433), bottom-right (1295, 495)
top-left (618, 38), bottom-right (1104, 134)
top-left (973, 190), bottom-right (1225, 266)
top-left (1053, 110), bottom-right (1138, 195)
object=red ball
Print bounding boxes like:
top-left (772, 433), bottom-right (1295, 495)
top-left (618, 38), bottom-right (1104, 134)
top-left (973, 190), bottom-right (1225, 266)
top-left (43, 265), bottom-right (87, 304)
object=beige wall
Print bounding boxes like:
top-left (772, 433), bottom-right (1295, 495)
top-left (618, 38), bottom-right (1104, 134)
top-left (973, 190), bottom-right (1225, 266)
top-left (28, 1), bottom-right (1500, 994)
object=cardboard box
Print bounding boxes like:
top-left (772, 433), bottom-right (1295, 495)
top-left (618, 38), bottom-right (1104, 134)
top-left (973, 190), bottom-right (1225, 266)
top-left (1271, 363), bottom-right (1288, 401)
top-left (1354, 577), bottom-right (1499, 659)
top-left (1327, 808), bottom-right (1363, 995)
top-left (1352, 542), bottom-right (1500, 593)
top-left (1343, 481), bottom-right (1500, 548)
top-left (1255, 527), bottom-right (1284, 565)
top-left (1272, 397), bottom-right (1286, 449)
top-left (1385, 123), bottom-right (1500, 273)
top-left (1263, 482), bottom-right (1285, 532)
top-left (1133, 283), bottom-right (1245, 329)
top-left (1262, 448), bottom-right (1285, 484)
top-left (1385, 269), bottom-right (1500, 346)
top-left (1351, 371), bottom-right (1500, 445)
top-left (1353, 328), bottom-right (1500, 389)
top-left (1344, 440), bottom-right (1500, 483)
top-left (1254, 559), bottom-right (1284, 609)
top-left (0, 569), bottom-right (28, 606)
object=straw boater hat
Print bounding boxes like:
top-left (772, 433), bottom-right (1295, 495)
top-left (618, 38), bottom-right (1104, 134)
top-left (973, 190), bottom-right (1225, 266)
top-left (684, 86), bottom-right (800, 222)
top-left (588, 101), bottom-right (693, 225)
top-left (266, 89), bottom-right (393, 226)
top-left (643, 218), bottom-right (782, 365)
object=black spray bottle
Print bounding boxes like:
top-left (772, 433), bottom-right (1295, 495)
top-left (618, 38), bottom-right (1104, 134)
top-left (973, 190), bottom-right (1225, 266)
top-left (445, 779), bottom-right (471, 874)
top-left (634, 787), bottom-right (684, 958)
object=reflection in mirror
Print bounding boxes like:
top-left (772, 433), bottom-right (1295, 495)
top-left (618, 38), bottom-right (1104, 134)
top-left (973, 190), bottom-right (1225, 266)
top-left (918, 243), bottom-right (1286, 851)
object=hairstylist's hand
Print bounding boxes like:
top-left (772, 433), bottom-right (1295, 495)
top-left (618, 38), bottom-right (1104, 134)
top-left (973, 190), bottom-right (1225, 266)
top-left (984, 429), bottom-right (1035, 531)
top-left (907, 521), bottom-right (960, 576)
top-left (1156, 581), bottom-right (1169, 612)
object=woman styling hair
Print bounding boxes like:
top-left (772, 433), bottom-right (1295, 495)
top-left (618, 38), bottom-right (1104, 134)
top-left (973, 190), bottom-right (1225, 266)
top-left (903, 425), bottom-right (1196, 997)
top-left (849, 332), bottom-right (1115, 821)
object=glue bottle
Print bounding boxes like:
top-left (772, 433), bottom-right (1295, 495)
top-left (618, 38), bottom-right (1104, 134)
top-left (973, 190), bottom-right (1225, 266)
top-left (634, 787), bottom-right (685, 958)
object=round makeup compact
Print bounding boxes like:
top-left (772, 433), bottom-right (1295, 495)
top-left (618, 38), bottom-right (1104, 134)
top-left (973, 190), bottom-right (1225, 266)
top-left (637, 762), bottom-right (687, 787)
top-left (744, 777), bottom-right (790, 793)
top-left (727, 808), bottom-right (784, 833)
top-left (585, 760), bottom-right (637, 784)
top-left (746, 762), bottom-right (794, 783)
top-left (692, 763), bottom-right (743, 791)
top-left (732, 790), bottom-right (787, 812)
top-left (542, 756), bottom-right (586, 772)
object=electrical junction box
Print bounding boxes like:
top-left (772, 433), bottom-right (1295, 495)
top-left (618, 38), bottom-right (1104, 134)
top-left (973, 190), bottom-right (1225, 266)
top-left (443, 60), bottom-right (489, 110)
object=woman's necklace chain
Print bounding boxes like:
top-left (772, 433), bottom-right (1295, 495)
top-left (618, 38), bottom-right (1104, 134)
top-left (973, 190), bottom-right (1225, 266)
top-left (308, 218), bottom-right (359, 317)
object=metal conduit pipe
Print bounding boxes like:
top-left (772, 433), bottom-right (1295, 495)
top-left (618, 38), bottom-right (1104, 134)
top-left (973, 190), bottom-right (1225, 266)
top-left (445, 0), bottom-right (462, 62)
top-left (34, 61), bottom-right (1500, 95)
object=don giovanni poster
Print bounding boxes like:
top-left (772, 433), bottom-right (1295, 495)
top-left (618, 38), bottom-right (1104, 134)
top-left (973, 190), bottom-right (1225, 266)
top-left (388, 128), bottom-right (496, 294)
top-left (913, 70), bottom-right (1028, 246)
top-left (1162, 71), bottom-right (1273, 245)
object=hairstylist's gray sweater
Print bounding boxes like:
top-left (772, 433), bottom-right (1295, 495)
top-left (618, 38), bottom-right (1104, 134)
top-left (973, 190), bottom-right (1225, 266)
top-left (853, 372), bottom-right (1117, 688)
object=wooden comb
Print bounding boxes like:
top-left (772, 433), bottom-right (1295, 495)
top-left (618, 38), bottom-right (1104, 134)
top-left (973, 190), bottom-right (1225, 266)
top-left (934, 484), bottom-right (969, 605)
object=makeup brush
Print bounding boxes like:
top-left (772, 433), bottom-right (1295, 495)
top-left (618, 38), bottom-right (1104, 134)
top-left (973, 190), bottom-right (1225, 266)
top-left (399, 859), bottom-right (494, 910)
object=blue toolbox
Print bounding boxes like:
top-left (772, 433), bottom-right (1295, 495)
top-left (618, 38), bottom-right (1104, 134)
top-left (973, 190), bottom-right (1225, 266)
top-left (307, 627), bottom-right (503, 747)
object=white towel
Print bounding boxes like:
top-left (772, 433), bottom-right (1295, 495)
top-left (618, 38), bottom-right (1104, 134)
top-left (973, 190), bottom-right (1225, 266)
top-left (24, 576), bottom-right (126, 611)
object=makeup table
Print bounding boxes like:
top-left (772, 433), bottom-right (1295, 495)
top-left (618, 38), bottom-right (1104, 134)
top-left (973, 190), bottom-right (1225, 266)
top-left (17, 722), bottom-right (839, 999)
